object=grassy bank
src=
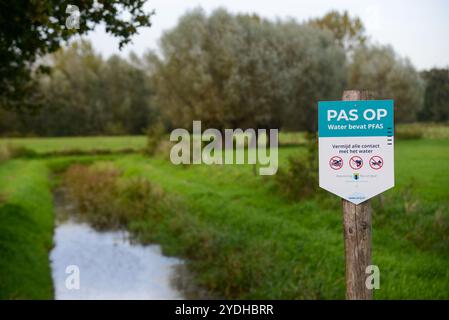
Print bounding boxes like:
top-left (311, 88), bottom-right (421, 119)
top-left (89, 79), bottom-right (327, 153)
top-left (105, 138), bottom-right (449, 299)
top-left (0, 131), bottom-right (448, 299)
top-left (0, 160), bottom-right (54, 299)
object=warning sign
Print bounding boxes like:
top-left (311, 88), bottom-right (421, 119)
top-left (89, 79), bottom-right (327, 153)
top-left (318, 100), bottom-right (395, 204)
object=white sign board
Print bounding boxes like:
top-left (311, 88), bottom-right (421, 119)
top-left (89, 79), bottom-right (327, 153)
top-left (318, 100), bottom-right (394, 204)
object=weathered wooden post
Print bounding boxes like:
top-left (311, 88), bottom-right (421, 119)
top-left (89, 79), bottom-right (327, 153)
top-left (318, 90), bottom-right (394, 300)
top-left (341, 90), bottom-right (373, 300)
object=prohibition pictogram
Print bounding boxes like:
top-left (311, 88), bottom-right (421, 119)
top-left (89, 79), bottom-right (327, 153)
top-left (349, 156), bottom-right (363, 170)
top-left (329, 156), bottom-right (343, 170)
top-left (369, 156), bottom-right (384, 170)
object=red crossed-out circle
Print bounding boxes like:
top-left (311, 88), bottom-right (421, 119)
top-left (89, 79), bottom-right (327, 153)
top-left (329, 156), bottom-right (343, 170)
top-left (349, 156), bottom-right (363, 170)
top-left (369, 156), bottom-right (384, 170)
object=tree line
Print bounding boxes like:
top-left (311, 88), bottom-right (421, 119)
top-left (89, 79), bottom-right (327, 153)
top-left (0, 41), bottom-right (155, 136)
top-left (0, 9), bottom-right (447, 136)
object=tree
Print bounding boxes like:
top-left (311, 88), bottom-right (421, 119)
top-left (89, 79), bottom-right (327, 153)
top-left (419, 68), bottom-right (449, 122)
top-left (7, 40), bottom-right (154, 136)
top-left (0, 0), bottom-right (154, 110)
top-left (274, 22), bottom-right (346, 132)
top-left (103, 54), bottom-right (154, 134)
top-left (147, 9), bottom-right (346, 132)
top-left (33, 40), bottom-right (107, 135)
top-left (309, 10), bottom-right (366, 53)
top-left (348, 45), bottom-right (424, 122)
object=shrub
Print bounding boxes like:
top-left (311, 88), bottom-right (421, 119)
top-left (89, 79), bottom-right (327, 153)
top-left (423, 123), bottom-right (449, 139)
top-left (0, 144), bottom-right (37, 161)
top-left (63, 164), bottom-right (121, 229)
top-left (397, 123), bottom-right (449, 140)
top-left (146, 123), bottom-right (166, 156)
top-left (155, 140), bottom-right (175, 161)
top-left (276, 133), bottom-right (319, 200)
top-left (62, 163), bottom-right (166, 230)
top-left (0, 145), bottom-right (9, 162)
top-left (42, 148), bottom-right (136, 157)
top-left (117, 177), bottom-right (166, 222)
top-left (396, 126), bottom-right (424, 140)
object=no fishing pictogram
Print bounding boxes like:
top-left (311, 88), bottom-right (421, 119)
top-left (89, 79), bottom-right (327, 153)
top-left (349, 156), bottom-right (363, 170)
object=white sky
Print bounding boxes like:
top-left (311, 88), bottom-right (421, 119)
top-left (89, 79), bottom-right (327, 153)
top-left (86, 0), bottom-right (449, 70)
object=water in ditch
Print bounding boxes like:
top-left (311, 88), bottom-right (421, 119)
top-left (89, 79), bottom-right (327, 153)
top-left (49, 189), bottom-right (190, 300)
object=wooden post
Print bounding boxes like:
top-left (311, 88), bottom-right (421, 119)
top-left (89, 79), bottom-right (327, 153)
top-left (341, 90), bottom-right (373, 300)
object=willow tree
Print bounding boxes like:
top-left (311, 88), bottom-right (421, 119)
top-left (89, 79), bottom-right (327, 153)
top-left (309, 10), bottom-right (366, 53)
top-left (147, 8), bottom-right (346, 133)
top-left (348, 45), bottom-right (424, 122)
top-left (419, 68), bottom-right (449, 122)
top-left (14, 40), bottom-right (153, 136)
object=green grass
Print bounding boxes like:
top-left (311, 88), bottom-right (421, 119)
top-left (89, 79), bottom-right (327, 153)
top-left (2, 123), bottom-right (447, 155)
top-left (109, 138), bottom-right (449, 299)
top-left (393, 139), bottom-right (449, 201)
top-left (0, 160), bottom-right (54, 299)
top-left (0, 136), bottom-right (147, 154)
top-left (0, 132), bottom-right (448, 299)
top-left (0, 132), bottom-right (305, 155)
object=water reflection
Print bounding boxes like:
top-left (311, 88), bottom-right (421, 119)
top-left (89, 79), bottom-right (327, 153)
top-left (50, 220), bottom-right (185, 300)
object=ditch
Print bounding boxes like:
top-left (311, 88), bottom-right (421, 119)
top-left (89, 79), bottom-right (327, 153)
top-left (49, 183), bottom-right (205, 300)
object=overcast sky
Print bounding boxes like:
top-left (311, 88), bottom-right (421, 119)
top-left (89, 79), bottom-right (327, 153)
top-left (86, 0), bottom-right (449, 70)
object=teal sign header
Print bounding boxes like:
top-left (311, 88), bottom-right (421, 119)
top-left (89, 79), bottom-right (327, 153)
top-left (318, 100), bottom-right (394, 137)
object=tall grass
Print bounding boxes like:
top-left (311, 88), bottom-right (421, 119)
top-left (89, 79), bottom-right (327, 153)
top-left (1, 134), bottom-right (448, 299)
top-left (62, 163), bottom-right (167, 230)
top-left (396, 123), bottom-right (449, 140)
top-left (111, 144), bottom-right (449, 299)
top-left (0, 160), bottom-right (54, 299)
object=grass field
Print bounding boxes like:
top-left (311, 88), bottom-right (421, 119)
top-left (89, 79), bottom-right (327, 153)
top-left (111, 139), bottom-right (449, 299)
top-left (0, 128), bottom-right (448, 299)
top-left (1, 136), bottom-right (147, 154)
top-left (0, 160), bottom-right (54, 299)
